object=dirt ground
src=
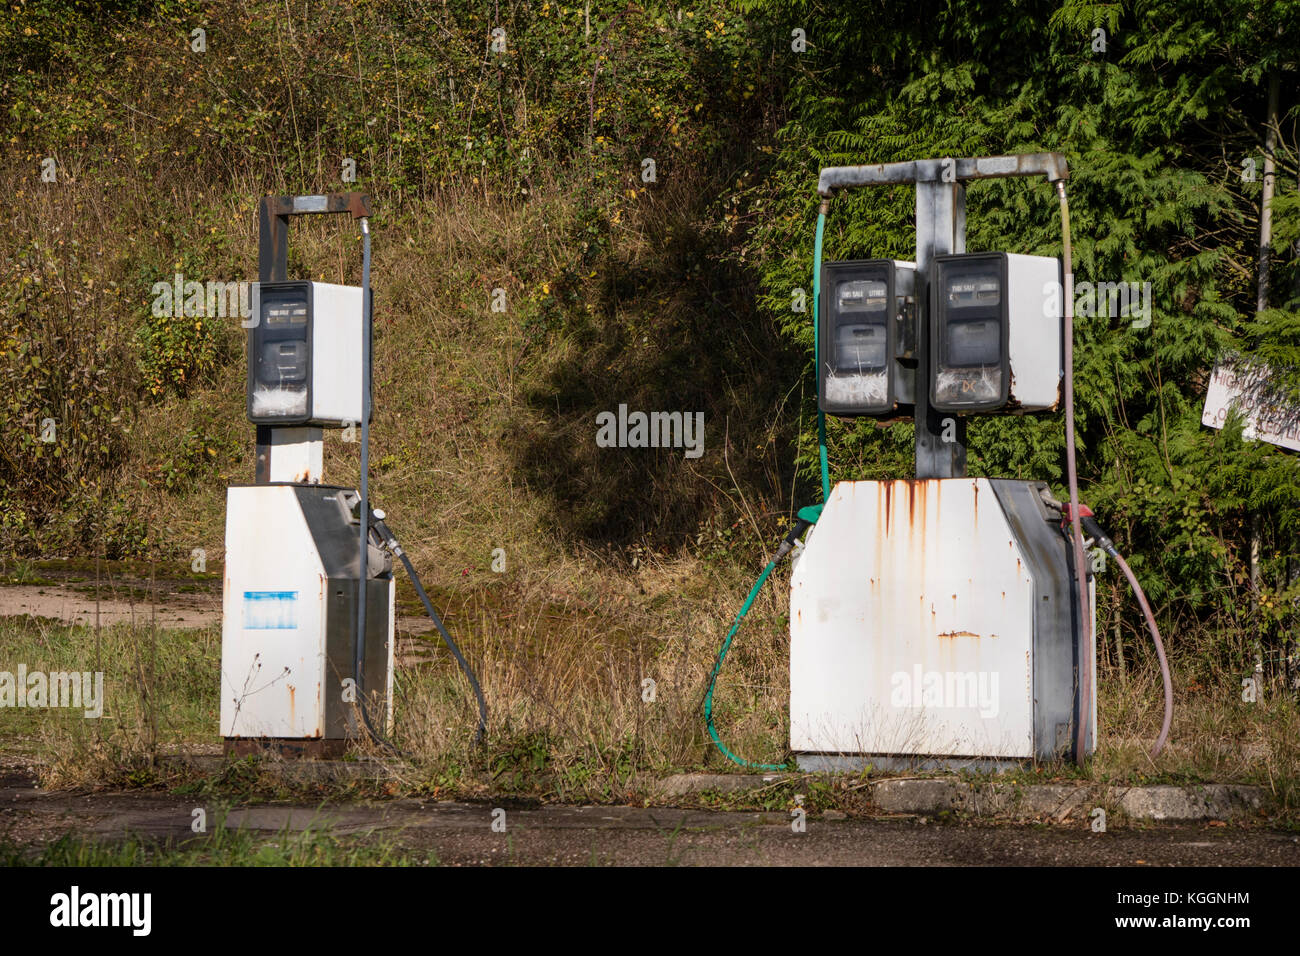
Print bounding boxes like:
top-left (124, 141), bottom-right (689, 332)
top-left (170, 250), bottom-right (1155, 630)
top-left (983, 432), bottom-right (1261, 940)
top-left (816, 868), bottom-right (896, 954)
top-left (0, 585), bottom-right (219, 630)
top-left (0, 581), bottom-right (440, 649)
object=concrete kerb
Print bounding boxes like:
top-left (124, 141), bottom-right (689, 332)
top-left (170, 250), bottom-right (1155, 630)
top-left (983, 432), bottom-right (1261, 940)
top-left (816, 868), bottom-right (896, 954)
top-left (652, 773), bottom-right (1274, 823)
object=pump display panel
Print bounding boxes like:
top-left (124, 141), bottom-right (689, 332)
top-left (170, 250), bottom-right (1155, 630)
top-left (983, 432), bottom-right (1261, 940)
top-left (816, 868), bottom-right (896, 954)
top-left (819, 260), bottom-right (916, 417)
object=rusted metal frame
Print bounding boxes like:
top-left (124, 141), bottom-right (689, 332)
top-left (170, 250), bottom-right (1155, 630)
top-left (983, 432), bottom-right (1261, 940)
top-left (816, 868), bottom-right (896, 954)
top-left (816, 154), bottom-right (1068, 479)
top-left (915, 165), bottom-right (968, 479)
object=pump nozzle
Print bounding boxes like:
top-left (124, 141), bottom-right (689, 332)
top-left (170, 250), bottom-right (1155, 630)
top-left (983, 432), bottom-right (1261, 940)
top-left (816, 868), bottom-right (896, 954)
top-left (773, 504), bottom-right (823, 563)
top-left (1064, 503), bottom-right (1173, 758)
top-left (773, 520), bottom-right (810, 563)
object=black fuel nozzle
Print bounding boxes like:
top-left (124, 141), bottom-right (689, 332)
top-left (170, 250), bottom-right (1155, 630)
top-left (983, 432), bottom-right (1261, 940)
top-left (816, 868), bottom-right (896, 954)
top-left (773, 519), bottom-right (812, 563)
top-left (367, 508), bottom-right (404, 556)
top-left (1061, 503), bottom-right (1118, 557)
top-left (772, 504), bottom-right (824, 564)
top-left (1082, 515), bottom-right (1117, 557)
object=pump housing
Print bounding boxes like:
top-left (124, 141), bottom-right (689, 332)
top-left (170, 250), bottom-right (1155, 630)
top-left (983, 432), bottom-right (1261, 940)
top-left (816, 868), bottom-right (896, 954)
top-left (248, 280), bottom-right (367, 427)
top-left (819, 259), bottom-right (917, 417)
top-left (929, 252), bottom-right (1061, 413)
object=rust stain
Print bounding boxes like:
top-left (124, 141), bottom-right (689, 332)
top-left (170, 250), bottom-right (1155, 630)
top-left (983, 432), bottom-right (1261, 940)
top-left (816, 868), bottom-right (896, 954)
top-left (287, 684), bottom-right (295, 725)
top-left (938, 629), bottom-right (980, 639)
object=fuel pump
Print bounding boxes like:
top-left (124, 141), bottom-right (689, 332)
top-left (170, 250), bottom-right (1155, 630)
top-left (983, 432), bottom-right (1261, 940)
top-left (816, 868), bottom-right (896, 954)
top-left (706, 155), bottom-right (1172, 771)
top-left (219, 193), bottom-right (486, 756)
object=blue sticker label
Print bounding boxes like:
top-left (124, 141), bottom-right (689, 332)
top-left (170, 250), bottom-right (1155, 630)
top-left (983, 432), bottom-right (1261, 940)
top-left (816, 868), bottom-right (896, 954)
top-left (243, 591), bottom-right (299, 629)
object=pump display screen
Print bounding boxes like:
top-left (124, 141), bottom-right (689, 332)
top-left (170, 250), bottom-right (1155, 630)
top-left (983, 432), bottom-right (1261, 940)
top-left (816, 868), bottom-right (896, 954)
top-left (946, 318), bottom-right (1000, 367)
top-left (941, 269), bottom-right (1002, 368)
top-left (820, 260), bottom-right (905, 416)
top-left (833, 278), bottom-right (889, 372)
top-left (249, 283), bottom-right (311, 420)
top-left (262, 340), bottom-right (307, 383)
top-left (836, 279), bottom-right (888, 313)
top-left (264, 295), bottom-right (308, 326)
top-left (944, 275), bottom-right (1001, 309)
top-left (836, 323), bottom-right (888, 371)
top-left (931, 255), bottom-right (1007, 410)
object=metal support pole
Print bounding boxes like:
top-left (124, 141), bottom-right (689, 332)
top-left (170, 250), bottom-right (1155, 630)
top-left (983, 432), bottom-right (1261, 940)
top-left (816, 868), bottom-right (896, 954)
top-left (255, 201), bottom-right (289, 482)
top-left (915, 164), bottom-right (967, 478)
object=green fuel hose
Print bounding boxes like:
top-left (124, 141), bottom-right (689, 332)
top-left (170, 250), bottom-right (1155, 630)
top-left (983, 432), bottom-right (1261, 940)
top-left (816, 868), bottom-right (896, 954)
top-left (704, 507), bottom-right (822, 770)
top-left (704, 204), bottom-right (831, 770)
top-left (813, 206), bottom-right (831, 503)
top-left (703, 556), bottom-right (786, 770)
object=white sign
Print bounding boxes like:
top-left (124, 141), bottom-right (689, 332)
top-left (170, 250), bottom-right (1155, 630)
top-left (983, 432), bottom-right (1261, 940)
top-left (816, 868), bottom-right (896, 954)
top-left (1202, 362), bottom-right (1300, 452)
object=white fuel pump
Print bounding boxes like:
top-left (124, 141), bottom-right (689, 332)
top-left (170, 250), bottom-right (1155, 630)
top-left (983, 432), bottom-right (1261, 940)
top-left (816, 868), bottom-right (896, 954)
top-left (219, 194), bottom-right (485, 757)
top-left (706, 155), bottom-right (1172, 771)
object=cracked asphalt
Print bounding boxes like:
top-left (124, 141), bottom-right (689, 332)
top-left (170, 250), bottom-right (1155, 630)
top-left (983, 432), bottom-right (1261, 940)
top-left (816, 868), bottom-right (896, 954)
top-left (3, 773), bottom-right (1297, 866)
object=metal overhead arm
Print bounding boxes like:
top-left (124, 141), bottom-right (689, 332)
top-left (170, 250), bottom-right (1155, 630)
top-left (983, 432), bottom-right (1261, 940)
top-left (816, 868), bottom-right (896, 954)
top-left (815, 153), bottom-right (1068, 479)
top-left (257, 192), bottom-right (373, 284)
top-left (817, 153), bottom-right (1069, 197)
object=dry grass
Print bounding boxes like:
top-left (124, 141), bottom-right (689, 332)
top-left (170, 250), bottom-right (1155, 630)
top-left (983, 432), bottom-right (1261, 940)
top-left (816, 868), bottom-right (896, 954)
top-left (6, 592), bottom-right (1300, 816)
top-left (386, 549), bottom-right (793, 799)
top-left (1096, 661), bottom-right (1300, 809)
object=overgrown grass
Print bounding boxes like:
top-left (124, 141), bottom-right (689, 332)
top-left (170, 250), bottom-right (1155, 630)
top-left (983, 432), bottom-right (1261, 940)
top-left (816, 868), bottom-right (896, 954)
top-left (0, 615), bottom-right (219, 787)
top-left (4, 596), bottom-right (1297, 819)
top-left (1, 1), bottom-right (1295, 827)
